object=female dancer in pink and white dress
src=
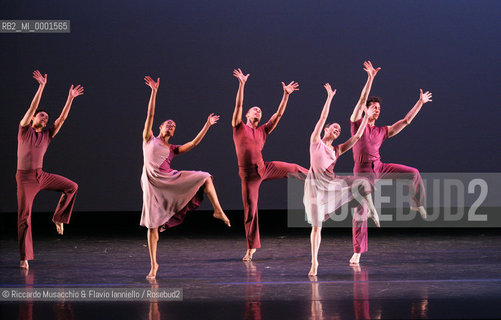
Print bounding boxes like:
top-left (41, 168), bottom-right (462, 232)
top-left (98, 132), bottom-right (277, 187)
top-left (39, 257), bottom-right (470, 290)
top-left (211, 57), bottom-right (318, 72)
top-left (141, 76), bottom-right (230, 280)
top-left (304, 83), bottom-right (379, 276)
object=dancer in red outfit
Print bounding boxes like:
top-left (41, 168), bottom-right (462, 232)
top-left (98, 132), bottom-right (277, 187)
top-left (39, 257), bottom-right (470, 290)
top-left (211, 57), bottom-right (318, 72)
top-left (232, 68), bottom-right (308, 261)
top-left (349, 62), bottom-right (433, 264)
top-left (17, 70), bottom-right (84, 269)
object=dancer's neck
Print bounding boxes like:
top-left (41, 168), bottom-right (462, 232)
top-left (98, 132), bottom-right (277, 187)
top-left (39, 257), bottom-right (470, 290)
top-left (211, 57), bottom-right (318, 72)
top-left (157, 134), bottom-right (171, 144)
top-left (322, 138), bottom-right (334, 148)
top-left (245, 119), bottom-right (259, 129)
top-left (31, 124), bottom-right (44, 133)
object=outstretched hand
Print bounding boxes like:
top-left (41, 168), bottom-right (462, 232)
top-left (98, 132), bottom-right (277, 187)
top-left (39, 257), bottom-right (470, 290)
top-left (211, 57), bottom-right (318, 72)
top-left (206, 113), bottom-right (220, 126)
top-left (233, 68), bottom-right (249, 83)
top-left (363, 60), bottom-right (381, 78)
top-left (324, 83), bottom-right (336, 97)
top-left (145, 76), bottom-right (160, 90)
top-left (419, 89), bottom-right (432, 103)
top-left (282, 81), bottom-right (300, 95)
top-left (33, 70), bottom-right (47, 86)
top-left (69, 85), bottom-right (84, 98)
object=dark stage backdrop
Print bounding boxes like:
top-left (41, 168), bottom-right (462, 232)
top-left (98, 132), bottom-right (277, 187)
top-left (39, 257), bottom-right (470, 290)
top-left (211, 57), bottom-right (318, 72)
top-left (1, 0), bottom-right (500, 213)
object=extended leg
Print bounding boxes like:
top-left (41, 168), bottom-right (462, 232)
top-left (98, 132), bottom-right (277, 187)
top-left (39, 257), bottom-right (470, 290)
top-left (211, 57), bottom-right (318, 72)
top-left (203, 178), bottom-right (231, 227)
top-left (146, 228), bottom-right (159, 279)
top-left (380, 163), bottom-right (426, 218)
top-left (261, 161), bottom-right (308, 181)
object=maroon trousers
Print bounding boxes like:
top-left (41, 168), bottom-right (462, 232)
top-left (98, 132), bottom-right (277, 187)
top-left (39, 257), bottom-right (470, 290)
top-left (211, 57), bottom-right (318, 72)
top-left (239, 161), bottom-right (307, 249)
top-left (16, 169), bottom-right (78, 260)
top-left (352, 161), bottom-right (425, 253)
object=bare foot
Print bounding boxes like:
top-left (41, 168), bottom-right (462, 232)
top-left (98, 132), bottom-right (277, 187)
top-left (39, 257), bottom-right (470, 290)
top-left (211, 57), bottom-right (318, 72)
top-left (55, 222), bottom-right (64, 235)
top-left (368, 211), bottom-right (381, 228)
top-left (242, 249), bottom-right (256, 261)
top-left (146, 264), bottom-right (159, 280)
top-left (213, 210), bottom-right (231, 227)
top-left (308, 262), bottom-right (318, 276)
top-left (20, 260), bottom-right (29, 269)
top-left (308, 275), bottom-right (318, 282)
top-left (349, 253), bottom-right (360, 265)
top-left (411, 206), bottom-right (427, 219)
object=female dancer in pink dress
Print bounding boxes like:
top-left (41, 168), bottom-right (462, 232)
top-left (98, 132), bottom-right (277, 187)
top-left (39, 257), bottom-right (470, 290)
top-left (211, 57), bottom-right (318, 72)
top-left (141, 76), bottom-right (231, 280)
top-left (305, 83), bottom-right (379, 276)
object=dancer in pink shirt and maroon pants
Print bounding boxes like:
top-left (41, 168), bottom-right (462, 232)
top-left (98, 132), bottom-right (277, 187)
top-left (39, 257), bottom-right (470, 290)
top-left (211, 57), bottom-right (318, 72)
top-left (17, 70), bottom-right (84, 269)
top-left (349, 63), bottom-right (433, 264)
top-left (232, 68), bottom-right (308, 261)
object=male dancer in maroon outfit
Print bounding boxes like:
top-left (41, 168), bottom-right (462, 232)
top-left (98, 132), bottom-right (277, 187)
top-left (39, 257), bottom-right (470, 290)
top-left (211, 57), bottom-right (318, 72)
top-left (17, 70), bottom-right (84, 269)
top-left (349, 64), bottom-right (432, 264)
top-left (232, 68), bottom-right (308, 261)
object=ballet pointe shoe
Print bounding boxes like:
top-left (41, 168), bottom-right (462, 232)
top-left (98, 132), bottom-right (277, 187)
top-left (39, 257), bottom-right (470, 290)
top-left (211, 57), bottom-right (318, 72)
top-left (55, 222), bottom-right (64, 235)
top-left (411, 206), bottom-right (427, 219)
top-left (20, 260), bottom-right (29, 270)
top-left (242, 249), bottom-right (256, 261)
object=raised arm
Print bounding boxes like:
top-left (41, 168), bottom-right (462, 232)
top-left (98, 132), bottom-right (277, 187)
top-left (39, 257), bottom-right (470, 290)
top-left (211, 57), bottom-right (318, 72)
top-left (50, 84), bottom-right (84, 138)
top-left (177, 113), bottom-right (219, 154)
top-left (337, 107), bottom-right (373, 156)
top-left (143, 76), bottom-right (160, 142)
top-left (350, 61), bottom-right (381, 122)
top-left (310, 83), bottom-right (336, 144)
top-left (20, 70), bottom-right (47, 127)
top-left (387, 89), bottom-right (432, 138)
top-left (232, 68), bottom-right (249, 127)
top-left (265, 81), bottom-right (300, 134)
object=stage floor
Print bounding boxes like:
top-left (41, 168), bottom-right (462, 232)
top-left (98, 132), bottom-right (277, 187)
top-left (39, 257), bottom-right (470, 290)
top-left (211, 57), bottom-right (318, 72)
top-left (1, 232), bottom-right (501, 319)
